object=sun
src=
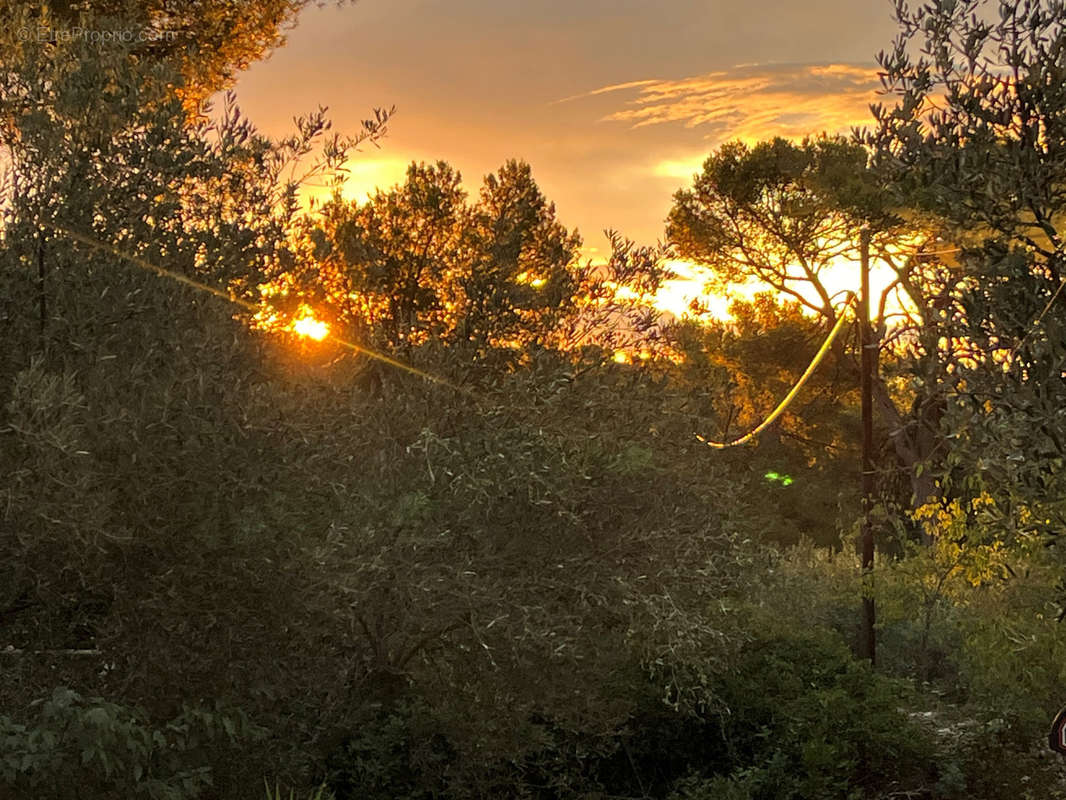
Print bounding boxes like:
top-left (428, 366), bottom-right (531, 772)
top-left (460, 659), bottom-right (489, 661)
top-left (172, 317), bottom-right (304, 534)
top-left (291, 307), bottom-right (330, 341)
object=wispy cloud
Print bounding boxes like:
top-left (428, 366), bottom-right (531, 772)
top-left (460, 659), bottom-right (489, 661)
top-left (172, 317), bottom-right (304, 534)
top-left (575, 63), bottom-right (881, 144)
top-left (550, 78), bottom-right (664, 106)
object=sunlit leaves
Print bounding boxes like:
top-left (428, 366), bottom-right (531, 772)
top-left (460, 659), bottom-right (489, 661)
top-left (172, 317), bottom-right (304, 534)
top-left (297, 159), bottom-right (584, 358)
top-left (667, 137), bottom-right (873, 317)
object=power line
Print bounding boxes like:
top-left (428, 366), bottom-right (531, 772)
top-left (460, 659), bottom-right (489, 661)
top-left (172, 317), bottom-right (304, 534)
top-left (695, 295), bottom-right (857, 449)
top-left (897, 246), bottom-right (962, 257)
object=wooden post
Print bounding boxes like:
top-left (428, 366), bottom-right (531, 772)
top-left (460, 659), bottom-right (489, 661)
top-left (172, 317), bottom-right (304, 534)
top-left (859, 226), bottom-right (877, 665)
top-left (37, 227), bottom-right (46, 340)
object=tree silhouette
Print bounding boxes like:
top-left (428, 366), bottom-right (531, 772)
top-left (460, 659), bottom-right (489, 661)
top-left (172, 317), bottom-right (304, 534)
top-left (301, 159), bottom-right (583, 359)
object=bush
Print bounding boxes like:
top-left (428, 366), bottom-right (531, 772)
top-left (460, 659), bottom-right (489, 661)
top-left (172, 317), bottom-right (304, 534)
top-left (699, 629), bottom-right (937, 800)
top-left (0, 687), bottom-right (266, 800)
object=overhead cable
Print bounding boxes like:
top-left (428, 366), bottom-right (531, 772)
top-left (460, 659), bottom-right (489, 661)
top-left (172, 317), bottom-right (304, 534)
top-left (696, 295), bottom-right (857, 449)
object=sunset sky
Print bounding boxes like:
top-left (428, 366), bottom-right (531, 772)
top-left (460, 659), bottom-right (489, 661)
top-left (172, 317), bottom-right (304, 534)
top-left (232, 0), bottom-right (904, 314)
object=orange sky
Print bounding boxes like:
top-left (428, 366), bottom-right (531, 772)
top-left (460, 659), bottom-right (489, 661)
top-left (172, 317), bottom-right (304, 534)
top-left (231, 0), bottom-right (903, 316)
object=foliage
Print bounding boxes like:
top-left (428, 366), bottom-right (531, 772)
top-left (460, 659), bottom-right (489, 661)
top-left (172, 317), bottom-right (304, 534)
top-left (0, 12), bottom-right (392, 795)
top-left (292, 159), bottom-right (670, 365)
top-left (871, 0), bottom-right (1066, 554)
top-left (672, 294), bottom-right (860, 546)
top-left (666, 134), bottom-right (963, 515)
top-left (874, 500), bottom-right (1066, 717)
top-left (0, 688), bottom-right (265, 800)
top-left (263, 778), bottom-right (335, 800)
top-left (662, 628), bottom-right (937, 800)
top-left (873, 531), bottom-right (1066, 798)
top-left (0, 12), bottom-right (743, 797)
top-left (730, 537), bottom-right (1066, 798)
top-left (5, 0), bottom-right (1066, 797)
top-left (0, 39), bottom-right (752, 795)
top-left (268, 349), bottom-right (758, 792)
top-left (4, 1), bottom-right (359, 108)
top-left (871, 0), bottom-right (1066, 255)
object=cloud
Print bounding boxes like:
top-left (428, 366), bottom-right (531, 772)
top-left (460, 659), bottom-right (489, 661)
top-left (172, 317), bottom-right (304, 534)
top-left (550, 78), bottom-right (664, 106)
top-left (577, 62), bottom-right (882, 144)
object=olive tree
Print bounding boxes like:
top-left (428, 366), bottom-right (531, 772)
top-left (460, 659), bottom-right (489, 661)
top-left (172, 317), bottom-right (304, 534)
top-left (869, 0), bottom-right (1066, 544)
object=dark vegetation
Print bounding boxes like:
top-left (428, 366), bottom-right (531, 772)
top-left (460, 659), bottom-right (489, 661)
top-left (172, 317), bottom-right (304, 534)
top-left (3, 1), bottom-right (1066, 797)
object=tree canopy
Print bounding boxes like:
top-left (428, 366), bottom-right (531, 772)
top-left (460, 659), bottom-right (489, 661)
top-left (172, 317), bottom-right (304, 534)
top-left (871, 0), bottom-right (1066, 548)
top-left (5, 1), bottom-right (352, 106)
top-left (299, 160), bottom-right (582, 357)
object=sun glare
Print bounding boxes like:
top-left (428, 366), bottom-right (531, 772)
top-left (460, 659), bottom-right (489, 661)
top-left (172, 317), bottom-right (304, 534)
top-left (291, 308), bottom-right (330, 341)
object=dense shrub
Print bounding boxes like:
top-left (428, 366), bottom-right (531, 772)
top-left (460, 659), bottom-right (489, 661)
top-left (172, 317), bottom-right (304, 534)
top-left (663, 629), bottom-right (936, 800)
top-left (0, 688), bottom-right (264, 800)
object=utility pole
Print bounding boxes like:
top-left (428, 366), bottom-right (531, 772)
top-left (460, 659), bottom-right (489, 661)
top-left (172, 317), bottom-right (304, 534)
top-left (859, 226), bottom-right (876, 665)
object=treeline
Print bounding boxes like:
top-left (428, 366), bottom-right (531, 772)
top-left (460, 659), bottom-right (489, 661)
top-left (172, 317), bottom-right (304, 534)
top-left (2, 2), bottom-right (1066, 799)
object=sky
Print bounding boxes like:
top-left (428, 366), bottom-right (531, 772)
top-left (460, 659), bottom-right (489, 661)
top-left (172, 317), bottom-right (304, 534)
top-left (232, 0), bottom-right (905, 315)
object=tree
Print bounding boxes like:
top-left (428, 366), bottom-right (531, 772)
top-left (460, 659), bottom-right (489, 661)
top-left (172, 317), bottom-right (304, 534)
top-left (308, 160), bottom-right (469, 350)
top-left (669, 138), bottom-right (872, 321)
top-left (870, 0), bottom-right (1066, 262)
top-left (458, 160), bottom-right (583, 352)
top-left (870, 0), bottom-right (1066, 545)
top-left (5, 1), bottom-right (355, 107)
top-left (0, 16), bottom-right (747, 796)
top-left (298, 159), bottom-right (584, 360)
top-left (0, 17), bottom-right (392, 793)
top-left (667, 136), bottom-right (960, 515)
